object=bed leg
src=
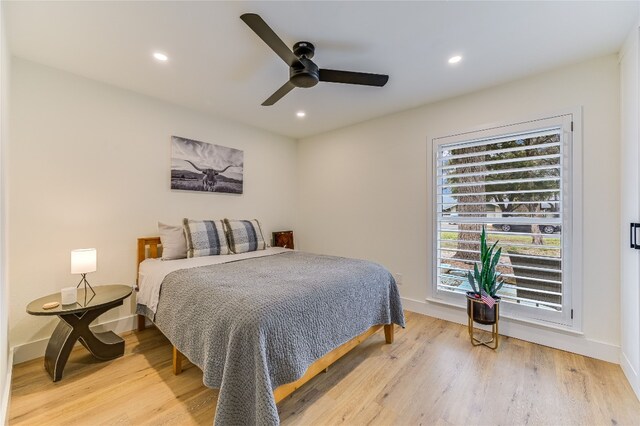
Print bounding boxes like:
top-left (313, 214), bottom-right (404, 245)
top-left (137, 314), bottom-right (146, 332)
top-left (384, 324), bottom-right (394, 344)
top-left (173, 346), bottom-right (183, 375)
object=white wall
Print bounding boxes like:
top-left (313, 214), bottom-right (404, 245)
top-left (0, 3), bottom-right (9, 423)
top-left (620, 22), bottom-right (640, 399)
top-left (298, 55), bottom-right (621, 361)
top-left (8, 58), bottom-right (297, 360)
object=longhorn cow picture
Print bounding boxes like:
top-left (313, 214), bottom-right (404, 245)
top-left (171, 136), bottom-right (244, 194)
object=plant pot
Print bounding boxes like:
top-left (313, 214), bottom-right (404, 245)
top-left (466, 292), bottom-right (501, 325)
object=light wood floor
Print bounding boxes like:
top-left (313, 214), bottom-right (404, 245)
top-left (9, 311), bottom-right (640, 425)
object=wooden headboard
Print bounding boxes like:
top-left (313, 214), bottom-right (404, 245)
top-left (137, 237), bottom-right (161, 264)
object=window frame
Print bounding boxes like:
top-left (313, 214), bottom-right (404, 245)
top-left (428, 110), bottom-right (582, 330)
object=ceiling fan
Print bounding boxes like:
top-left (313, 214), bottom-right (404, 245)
top-left (240, 13), bottom-right (389, 106)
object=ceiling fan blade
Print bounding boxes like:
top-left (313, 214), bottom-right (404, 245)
top-left (262, 81), bottom-right (296, 106)
top-left (240, 13), bottom-right (299, 67)
top-left (319, 69), bottom-right (389, 87)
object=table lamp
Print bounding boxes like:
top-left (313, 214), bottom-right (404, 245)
top-left (71, 248), bottom-right (96, 296)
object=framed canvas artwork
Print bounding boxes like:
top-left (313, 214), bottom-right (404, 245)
top-left (171, 136), bottom-right (244, 194)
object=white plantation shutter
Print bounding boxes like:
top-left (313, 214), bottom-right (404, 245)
top-left (431, 113), bottom-right (578, 327)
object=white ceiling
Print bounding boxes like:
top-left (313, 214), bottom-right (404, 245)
top-left (5, 1), bottom-right (639, 139)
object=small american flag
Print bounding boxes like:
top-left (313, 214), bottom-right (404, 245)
top-left (481, 291), bottom-right (496, 309)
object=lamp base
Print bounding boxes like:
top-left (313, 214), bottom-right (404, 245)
top-left (76, 274), bottom-right (96, 304)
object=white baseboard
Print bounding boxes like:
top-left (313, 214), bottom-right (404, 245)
top-left (11, 314), bottom-right (138, 365)
top-left (402, 297), bottom-right (620, 363)
top-left (0, 346), bottom-right (13, 426)
top-left (621, 351), bottom-right (640, 401)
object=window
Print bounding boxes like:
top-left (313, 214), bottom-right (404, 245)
top-left (430, 113), bottom-right (580, 327)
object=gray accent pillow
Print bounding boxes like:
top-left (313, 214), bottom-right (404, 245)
top-left (158, 222), bottom-right (187, 260)
top-left (223, 219), bottom-right (266, 254)
top-left (183, 219), bottom-right (230, 257)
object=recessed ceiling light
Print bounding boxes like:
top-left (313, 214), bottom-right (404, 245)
top-left (153, 52), bottom-right (168, 62)
top-left (296, 111), bottom-right (306, 118)
top-left (448, 55), bottom-right (462, 64)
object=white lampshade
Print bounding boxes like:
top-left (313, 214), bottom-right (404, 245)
top-left (71, 248), bottom-right (97, 274)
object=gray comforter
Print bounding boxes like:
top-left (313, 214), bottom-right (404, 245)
top-left (140, 251), bottom-right (405, 425)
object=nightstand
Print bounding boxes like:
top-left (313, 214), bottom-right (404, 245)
top-left (26, 285), bottom-right (133, 381)
top-left (272, 230), bottom-right (294, 249)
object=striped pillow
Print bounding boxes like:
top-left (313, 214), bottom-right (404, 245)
top-left (223, 219), bottom-right (266, 254)
top-left (183, 219), bottom-right (230, 257)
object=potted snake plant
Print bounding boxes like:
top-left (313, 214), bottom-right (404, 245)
top-left (466, 226), bottom-right (503, 325)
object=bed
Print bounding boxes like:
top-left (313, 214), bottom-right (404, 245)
top-left (135, 236), bottom-right (405, 425)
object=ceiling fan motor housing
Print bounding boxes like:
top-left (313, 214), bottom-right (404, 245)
top-left (290, 56), bottom-right (319, 88)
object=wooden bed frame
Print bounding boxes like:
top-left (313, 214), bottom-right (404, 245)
top-left (136, 237), bottom-right (394, 404)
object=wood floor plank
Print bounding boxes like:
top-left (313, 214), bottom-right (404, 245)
top-left (9, 311), bottom-right (640, 425)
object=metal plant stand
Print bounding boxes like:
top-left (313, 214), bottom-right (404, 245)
top-left (467, 297), bottom-right (500, 350)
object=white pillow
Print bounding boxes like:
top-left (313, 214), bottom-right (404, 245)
top-left (158, 222), bottom-right (187, 260)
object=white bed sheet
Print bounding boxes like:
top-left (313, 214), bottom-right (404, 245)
top-left (137, 247), bottom-right (291, 316)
